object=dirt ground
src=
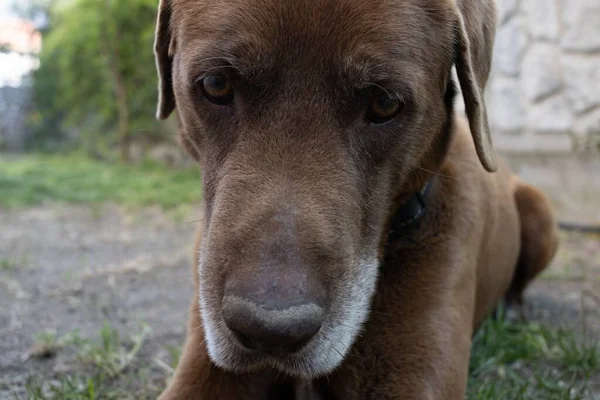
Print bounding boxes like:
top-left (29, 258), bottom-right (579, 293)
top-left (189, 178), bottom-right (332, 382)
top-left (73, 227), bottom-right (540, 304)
top-left (0, 162), bottom-right (599, 398)
top-left (0, 204), bottom-right (199, 398)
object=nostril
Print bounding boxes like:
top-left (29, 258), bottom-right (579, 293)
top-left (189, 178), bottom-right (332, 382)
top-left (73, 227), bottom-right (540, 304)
top-left (281, 323), bottom-right (320, 353)
top-left (230, 329), bottom-right (258, 350)
top-left (222, 295), bottom-right (324, 354)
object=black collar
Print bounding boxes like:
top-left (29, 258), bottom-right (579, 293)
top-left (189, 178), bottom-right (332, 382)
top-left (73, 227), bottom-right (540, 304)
top-left (388, 180), bottom-right (432, 240)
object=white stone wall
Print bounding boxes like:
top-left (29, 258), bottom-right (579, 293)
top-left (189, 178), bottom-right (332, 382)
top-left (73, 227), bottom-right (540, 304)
top-left (485, 0), bottom-right (600, 153)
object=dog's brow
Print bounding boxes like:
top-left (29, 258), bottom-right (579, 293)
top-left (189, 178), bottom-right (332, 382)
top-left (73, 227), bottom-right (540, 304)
top-left (341, 55), bottom-right (418, 98)
top-left (185, 40), bottom-right (271, 78)
top-left (343, 56), bottom-right (391, 87)
top-left (190, 55), bottom-right (242, 75)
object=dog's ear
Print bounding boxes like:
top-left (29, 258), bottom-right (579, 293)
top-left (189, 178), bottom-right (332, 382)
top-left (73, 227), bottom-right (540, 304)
top-left (154, 0), bottom-right (176, 120)
top-left (453, 0), bottom-right (497, 172)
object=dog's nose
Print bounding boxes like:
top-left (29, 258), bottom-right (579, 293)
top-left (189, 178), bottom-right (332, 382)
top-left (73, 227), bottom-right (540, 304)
top-left (222, 295), bottom-right (324, 354)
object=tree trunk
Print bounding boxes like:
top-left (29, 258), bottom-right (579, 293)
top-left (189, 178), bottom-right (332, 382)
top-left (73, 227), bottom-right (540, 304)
top-left (100, 0), bottom-right (131, 163)
top-left (114, 76), bottom-right (131, 163)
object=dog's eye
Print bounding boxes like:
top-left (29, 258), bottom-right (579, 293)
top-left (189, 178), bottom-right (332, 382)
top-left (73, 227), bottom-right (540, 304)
top-left (201, 74), bottom-right (234, 105)
top-left (366, 93), bottom-right (402, 123)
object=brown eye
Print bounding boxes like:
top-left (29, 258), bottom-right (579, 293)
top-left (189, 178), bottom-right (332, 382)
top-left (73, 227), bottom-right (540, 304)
top-left (366, 93), bottom-right (402, 123)
top-left (201, 74), bottom-right (233, 105)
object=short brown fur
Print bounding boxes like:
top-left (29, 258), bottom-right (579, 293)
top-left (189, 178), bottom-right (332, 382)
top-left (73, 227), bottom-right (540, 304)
top-left (154, 0), bottom-right (559, 398)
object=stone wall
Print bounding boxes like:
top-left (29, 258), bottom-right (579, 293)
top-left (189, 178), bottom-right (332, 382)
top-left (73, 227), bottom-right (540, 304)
top-left (485, 0), bottom-right (600, 153)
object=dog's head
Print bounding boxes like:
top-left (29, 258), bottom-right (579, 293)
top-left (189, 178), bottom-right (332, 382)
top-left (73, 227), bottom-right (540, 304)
top-left (155, 0), bottom-right (496, 378)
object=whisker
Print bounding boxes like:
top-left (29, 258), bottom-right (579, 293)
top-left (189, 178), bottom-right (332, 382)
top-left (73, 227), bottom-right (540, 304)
top-left (191, 325), bottom-right (203, 334)
top-left (336, 322), bottom-right (363, 334)
top-left (371, 310), bottom-right (394, 318)
top-left (389, 229), bottom-right (428, 248)
top-left (332, 346), bottom-right (345, 359)
top-left (415, 165), bottom-right (459, 181)
top-left (184, 306), bottom-right (200, 317)
top-left (275, 368), bottom-right (282, 382)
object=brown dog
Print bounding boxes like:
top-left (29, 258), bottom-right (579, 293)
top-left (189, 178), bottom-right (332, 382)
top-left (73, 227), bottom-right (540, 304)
top-left (154, 0), bottom-right (559, 398)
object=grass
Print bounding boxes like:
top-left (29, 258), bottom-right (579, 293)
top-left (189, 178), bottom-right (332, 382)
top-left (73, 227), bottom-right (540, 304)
top-left (29, 330), bottom-right (63, 359)
top-left (0, 154), bottom-right (201, 209)
top-left (13, 313), bottom-right (599, 399)
top-left (467, 308), bottom-right (600, 399)
top-left (67, 322), bottom-right (151, 378)
top-left (0, 256), bottom-right (28, 272)
top-left (0, 258), bottom-right (18, 271)
top-left (24, 376), bottom-right (111, 400)
top-left (21, 323), bottom-right (153, 400)
top-left (165, 344), bottom-right (182, 370)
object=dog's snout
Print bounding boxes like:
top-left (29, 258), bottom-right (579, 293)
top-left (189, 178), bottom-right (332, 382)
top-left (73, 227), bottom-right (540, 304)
top-left (222, 295), bottom-right (324, 354)
top-left (219, 207), bottom-right (328, 354)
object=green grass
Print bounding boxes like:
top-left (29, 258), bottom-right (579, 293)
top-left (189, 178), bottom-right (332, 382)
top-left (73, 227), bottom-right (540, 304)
top-left (0, 154), bottom-right (201, 209)
top-left (70, 322), bottom-right (151, 379)
top-left (21, 323), bottom-right (153, 400)
top-left (15, 314), bottom-right (599, 399)
top-left (467, 309), bottom-right (600, 399)
top-left (24, 375), bottom-right (115, 400)
top-left (165, 344), bottom-right (182, 370)
top-left (0, 258), bottom-right (18, 271)
top-left (29, 330), bottom-right (63, 359)
top-left (0, 255), bottom-right (29, 272)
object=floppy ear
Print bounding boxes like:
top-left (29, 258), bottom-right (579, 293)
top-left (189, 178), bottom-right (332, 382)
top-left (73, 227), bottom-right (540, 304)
top-left (154, 0), bottom-right (176, 120)
top-left (453, 0), bottom-right (497, 172)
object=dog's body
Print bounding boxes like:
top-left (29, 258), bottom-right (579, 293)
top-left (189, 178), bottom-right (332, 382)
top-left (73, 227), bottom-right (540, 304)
top-left (154, 0), bottom-right (559, 398)
top-left (159, 118), bottom-right (558, 400)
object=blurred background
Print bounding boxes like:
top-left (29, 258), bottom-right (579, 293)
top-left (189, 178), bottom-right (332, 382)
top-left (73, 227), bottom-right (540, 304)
top-left (0, 0), bottom-right (599, 399)
top-left (0, 0), bottom-right (184, 165)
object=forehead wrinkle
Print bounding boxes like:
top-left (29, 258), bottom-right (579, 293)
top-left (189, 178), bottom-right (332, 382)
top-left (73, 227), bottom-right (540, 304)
top-left (341, 53), bottom-right (389, 88)
top-left (181, 38), bottom-right (273, 78)
top-left (340, 52), bottom-right (424, 96)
